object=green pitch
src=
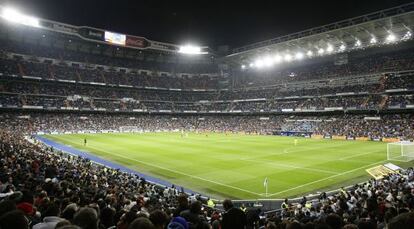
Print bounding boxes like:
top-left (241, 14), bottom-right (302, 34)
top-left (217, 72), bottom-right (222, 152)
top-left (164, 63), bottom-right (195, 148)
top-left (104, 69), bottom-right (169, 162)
top-left (44, 132), bottom-right (400, 200)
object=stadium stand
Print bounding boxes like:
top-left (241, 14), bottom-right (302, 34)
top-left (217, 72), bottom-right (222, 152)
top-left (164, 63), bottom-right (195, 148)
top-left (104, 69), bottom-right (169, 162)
top-left (1, 3), bottom-right (414, 229)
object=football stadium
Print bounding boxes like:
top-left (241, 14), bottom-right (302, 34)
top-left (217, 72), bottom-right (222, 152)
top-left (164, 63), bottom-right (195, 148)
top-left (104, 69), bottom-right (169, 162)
top-left (0, 1), bottom-right (414, 229)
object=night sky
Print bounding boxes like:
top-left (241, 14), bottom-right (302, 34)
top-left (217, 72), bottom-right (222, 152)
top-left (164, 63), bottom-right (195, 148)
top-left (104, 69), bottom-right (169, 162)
top-left (2, 0), bottom-right (413, 49)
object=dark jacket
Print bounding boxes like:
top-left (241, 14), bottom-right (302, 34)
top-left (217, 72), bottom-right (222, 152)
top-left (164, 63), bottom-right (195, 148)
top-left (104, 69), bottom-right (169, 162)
top-left (221, 208), bottom-right (246, 229)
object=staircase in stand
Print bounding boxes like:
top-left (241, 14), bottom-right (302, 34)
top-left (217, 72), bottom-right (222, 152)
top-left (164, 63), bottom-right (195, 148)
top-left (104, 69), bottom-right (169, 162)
top-left (379, 95), bottom-right (389, 109)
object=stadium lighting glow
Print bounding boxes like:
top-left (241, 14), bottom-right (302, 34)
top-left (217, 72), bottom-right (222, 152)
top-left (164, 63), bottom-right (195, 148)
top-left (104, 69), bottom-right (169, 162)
top-left (284, 54), bottom-right (292, 62)
top-left (295, 52), bottom-right (304, 60)
top-left (241, 65), bottom-right (246, 69)
top-left (354, 39), bottom-right (361, 47)
top-left (339, 44), bottom-right (346, 52)
top-left (326, 44), bottom-right (333, 53)
top-left (318, 48), bottom-right (324, 55)
top-left (1, 7), bottom-right (40, 27)
top-left (402, 31), bottom-right (412, 40)
top-left (273, 54), bottom-right (282, 63)
top-left (370, 37), bottom-right (377, 44)
top-left (255, 59), bottom-right (264, 68)
top-left (306, 50), bottom-right (313, 57)
top-left (178, 45), bottom-right (204, 54)
top-left (263, 56), bottom-right (274, 67)
top-left (386, 33), bottom-right (397, 43)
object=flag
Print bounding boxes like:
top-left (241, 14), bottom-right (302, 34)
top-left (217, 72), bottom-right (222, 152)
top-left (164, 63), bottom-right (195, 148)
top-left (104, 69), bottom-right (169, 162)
top-left (264, 177), bottom-right (268, 187)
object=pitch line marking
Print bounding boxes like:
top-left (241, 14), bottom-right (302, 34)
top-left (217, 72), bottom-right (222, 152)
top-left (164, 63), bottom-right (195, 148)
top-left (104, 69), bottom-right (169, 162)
top-left (339, 150), bottom-right (380, 160)
top-left (241, 158), bottom-right (339, 175)
top-left (59, 138), bottom-right (261, 196)
top-left (267, 159), bottom-right (387, 197)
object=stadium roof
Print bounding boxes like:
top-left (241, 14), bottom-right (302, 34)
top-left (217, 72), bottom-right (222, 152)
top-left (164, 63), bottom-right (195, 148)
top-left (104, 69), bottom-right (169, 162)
top-left (224, 3), bottom-right (414, 67)
top-left (0, 5), bottom-right (211, 56)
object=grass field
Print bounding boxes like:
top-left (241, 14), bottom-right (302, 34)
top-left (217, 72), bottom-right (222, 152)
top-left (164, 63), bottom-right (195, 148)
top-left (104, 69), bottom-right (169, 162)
top-left (43, 132), bottom-right (403, 200)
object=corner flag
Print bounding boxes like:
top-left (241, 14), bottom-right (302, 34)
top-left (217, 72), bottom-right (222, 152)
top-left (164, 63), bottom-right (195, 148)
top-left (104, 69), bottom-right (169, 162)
top-left (264, 177), bottom-right (269, 197)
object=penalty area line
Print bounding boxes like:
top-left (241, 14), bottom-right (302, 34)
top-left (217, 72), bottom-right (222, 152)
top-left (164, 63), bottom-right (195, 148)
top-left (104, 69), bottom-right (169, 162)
top-left (266, 159), bottom-right (388, 197)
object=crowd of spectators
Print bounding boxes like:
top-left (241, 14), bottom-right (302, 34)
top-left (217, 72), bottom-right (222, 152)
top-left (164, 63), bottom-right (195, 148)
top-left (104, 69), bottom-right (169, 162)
top-left (0, 58), bottom-right (219, 90)
top-left (0, 130), bottom-right (215, 229)
top-left (0, 40), bottom-right (217, 74)
top-left (235, 48), bottom-right (414, 88)
top-left (265, 168), bottom-right (414, 229)
top-left (0, 92), bottom-right (409, 113)
top-left (312, 114), bottom-right (414, 139)
top-left (0, 112), bottom-right (413, 139)
top-left (1, 51), bottom-right (413, 113)
top-left (1, 41), bottom-right (414, 91)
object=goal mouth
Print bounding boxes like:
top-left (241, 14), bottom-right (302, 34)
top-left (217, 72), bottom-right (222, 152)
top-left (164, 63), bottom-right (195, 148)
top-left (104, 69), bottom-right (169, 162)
top-left (387, 141), bottom-right (414, 162)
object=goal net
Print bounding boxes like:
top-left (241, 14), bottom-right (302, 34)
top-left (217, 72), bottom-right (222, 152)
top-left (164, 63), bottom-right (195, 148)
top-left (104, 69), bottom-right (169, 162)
top-left (387, 141), bottom-right (414, 162)
top-left (119, 126), bottom-right (142, 133)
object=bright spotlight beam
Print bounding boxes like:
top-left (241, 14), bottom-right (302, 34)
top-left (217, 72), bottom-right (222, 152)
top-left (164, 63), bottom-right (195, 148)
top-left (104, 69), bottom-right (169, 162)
top-left (254, 59), bottom-right (264, 68)
top-left (386, 33), bottom-right (397, 43)
top-left (263, 56), bottom-right (274, 67)
top-left (326, 44), bottom-right (333, 53)
top-left (318, 48), bottom-right (324, 55)
top-left (1, 7), bottom-right (40, 27)
top-left (178, 45), bottom-right (207, 55)
top-left (295, 52), bottom-right (304, 60)
top-left (284, 54), bottom-right (292, 62)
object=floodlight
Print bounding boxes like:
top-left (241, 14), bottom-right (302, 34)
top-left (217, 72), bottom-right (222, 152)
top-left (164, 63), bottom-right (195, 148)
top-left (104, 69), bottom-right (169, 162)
top-left (370, 37), bottom-right (377, 44)
top-left (1, 7), bottom-right (40, 27)
top-left (326, 44), bottom-right (333, 53)
top-left (402, 31), bottom-right (412, 41)
top-left (295, 52), bottom-right (304, 60)
top-left (255, 59), bottom-right (264, 68)
top-left (339, 44), bottom-right (346, 52)
top-left (386, 33), bottom-right (397, 43)
top-left (178, 45), bottom-right (205, 54)
top-left (273, 54), bottom-right (282, 63)
top-left (306, 50), bottom-right (313, 57)
top-left (284, 54), bottom-right (292, 62)
top-left (263, 56), bottom-right (274, 67)
top-left (241, 65), bottom-right (246, 69)
top-left (318, 48), bottom-right (324, 55)
top-left (355, 39), bottom-right (361, 47)
top-left (249, 63), bottom-right (254, 67)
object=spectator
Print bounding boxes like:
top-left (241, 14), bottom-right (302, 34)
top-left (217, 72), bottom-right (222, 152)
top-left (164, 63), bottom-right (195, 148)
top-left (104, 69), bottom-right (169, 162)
top-left (221, 199), bottom-right (247, 229)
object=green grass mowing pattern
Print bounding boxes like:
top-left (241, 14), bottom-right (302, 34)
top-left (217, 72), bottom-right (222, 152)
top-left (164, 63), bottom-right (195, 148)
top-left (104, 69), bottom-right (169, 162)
top-left (43, 132), bottom-right (407, 200)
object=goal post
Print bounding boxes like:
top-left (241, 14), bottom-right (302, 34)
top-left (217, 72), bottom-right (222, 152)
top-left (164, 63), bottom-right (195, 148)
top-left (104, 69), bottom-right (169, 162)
top-left (387, 141), bottom-right (414, 162)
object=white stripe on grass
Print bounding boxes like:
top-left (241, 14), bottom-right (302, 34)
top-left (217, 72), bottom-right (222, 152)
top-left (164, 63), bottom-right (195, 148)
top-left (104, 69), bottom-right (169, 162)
top-left (339, 150), bottom-right (382, 160)
top-left (266, 159), bottom-right (387, 197)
